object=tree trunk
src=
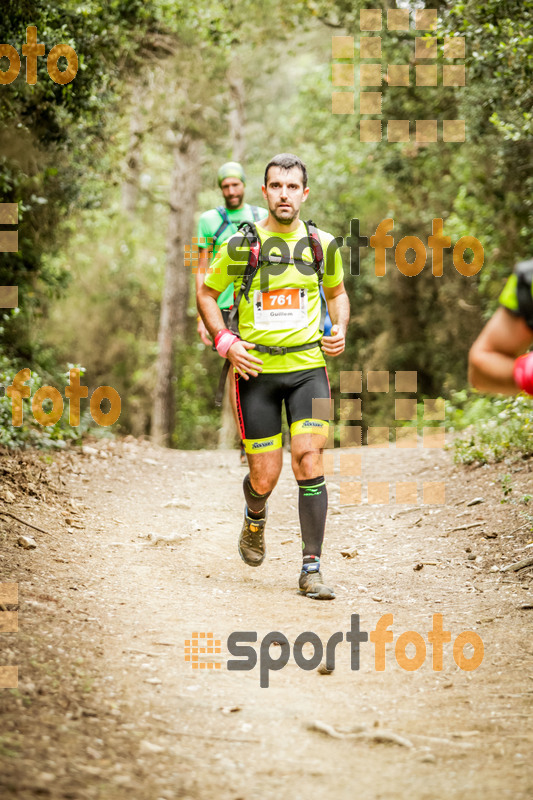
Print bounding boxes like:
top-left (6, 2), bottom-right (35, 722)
top-left (227, 62), bottom-right (245, 163)
top-left (217, 61), bottom-right (246, 450)
top-left (218, 382), bottom-right (238, 449)
top-left (152, 133), bottom-right (202, 447)
top-left (122, 108), bottom-right (144, 216)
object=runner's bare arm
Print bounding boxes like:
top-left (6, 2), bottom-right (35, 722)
top-left (195, 248), bottom-right (212, 294)
top-left (468, 307), bottom-right (533, 394)
top-left (197, 283), bottom-right (225, 339)
top-left (321, 281), bottom-right (350, 357)
top-left (197, 283), bottom-right (263, 379)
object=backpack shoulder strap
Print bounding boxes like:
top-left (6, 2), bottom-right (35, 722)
top-left (303, 220), bottom-right (324, 283)
top-left (304, 220), bottom-right (328, 331)
top-left (212, 206), bottom-right (232, 244)
top-left (225, 221), bottom-right (262, 333)
top-left (250, 205), bottom-right (261, 221)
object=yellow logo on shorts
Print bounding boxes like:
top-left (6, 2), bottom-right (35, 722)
top-left (252, 440), bottom-right (275, 450)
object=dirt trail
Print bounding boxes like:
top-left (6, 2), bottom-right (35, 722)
top-left (1, 439), bottom-right (532, 799)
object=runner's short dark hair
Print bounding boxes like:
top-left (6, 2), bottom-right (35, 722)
top-left (264, 153), bottom-right (308, 189)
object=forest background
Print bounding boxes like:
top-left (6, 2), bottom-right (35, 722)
top-left (0, 0), bottom-right (531, 456)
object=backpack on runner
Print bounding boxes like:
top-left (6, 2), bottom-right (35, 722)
top-left (212, 205), bottom-right (261, 247)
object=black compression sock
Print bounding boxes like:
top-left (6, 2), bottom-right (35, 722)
top-left (243, 473), bottom-right (271, 519)
top-left (298, 476), bottom-right (327, 558)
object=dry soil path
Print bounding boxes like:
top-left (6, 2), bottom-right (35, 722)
top-left (1, 439), bottom-right (532, 799)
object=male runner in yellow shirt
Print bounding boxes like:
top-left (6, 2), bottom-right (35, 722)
top-left (198, 153), bottom-right (349, 600)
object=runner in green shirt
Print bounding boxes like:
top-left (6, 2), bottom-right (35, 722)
top-left (195, 162), bottom-right (267, 345)
top-left (195, 162), bottom-right (267, 462)
top-left (198, 153), bottom-right (350, 600)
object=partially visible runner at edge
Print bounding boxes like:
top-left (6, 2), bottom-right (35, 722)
top-left (197, 153), bottom-right (350, 600)
top-left (195, 161), bottom-right (267, 463)
top-left (469, 258), bottom-right (533, 396)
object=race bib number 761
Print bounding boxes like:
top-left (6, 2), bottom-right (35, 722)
top-left (253, 287), bottom-right (308, 330)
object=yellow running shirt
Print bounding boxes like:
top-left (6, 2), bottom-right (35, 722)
top-left (205, 221), bottom-right (344, 373)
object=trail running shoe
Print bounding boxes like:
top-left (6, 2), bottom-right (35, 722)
top-left (299, 569), bottom-right (335, 600)
top-left (238, 506), bottom-right (267, 567)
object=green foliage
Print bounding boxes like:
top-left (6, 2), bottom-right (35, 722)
top-left (0, 0), bottom-right (177, 364)
top-left (172, 341), bottom-right (221, 449)
top-left (500, 473), bottom-right (513, 500)
top-left (1, 0), bottom-right (532, 448)
top-left (447, 390), bottom-right (533, 464)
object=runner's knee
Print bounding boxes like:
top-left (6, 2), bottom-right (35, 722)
top-left (249, 473), bottom-right (278, 495)
top-left (291, 448), bottom-right (322, 480)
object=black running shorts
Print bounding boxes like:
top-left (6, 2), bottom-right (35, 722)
top-left (235, 367), bottom-right (330, 454)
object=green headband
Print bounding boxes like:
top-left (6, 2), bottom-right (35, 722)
top-left (217, 161), bottom-right (246, 186)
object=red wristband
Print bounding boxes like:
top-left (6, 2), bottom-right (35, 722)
top-left (214, 329), bottom-right (240, 358)
top-left (513, 352), bottom-right (533, 395)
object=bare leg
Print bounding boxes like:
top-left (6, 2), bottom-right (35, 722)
top-left (238, 449), bottom-right (283, 567)
top-left (246, 449), bottom-right (283, 495)
top-left (290, 432), bottom-right (327, 480)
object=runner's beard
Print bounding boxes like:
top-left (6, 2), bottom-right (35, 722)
top-left (270, 206), bottom-right (298, 226)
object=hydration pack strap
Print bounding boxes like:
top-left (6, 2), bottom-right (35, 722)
top-left (212, 206), bottom-right (231, 245)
